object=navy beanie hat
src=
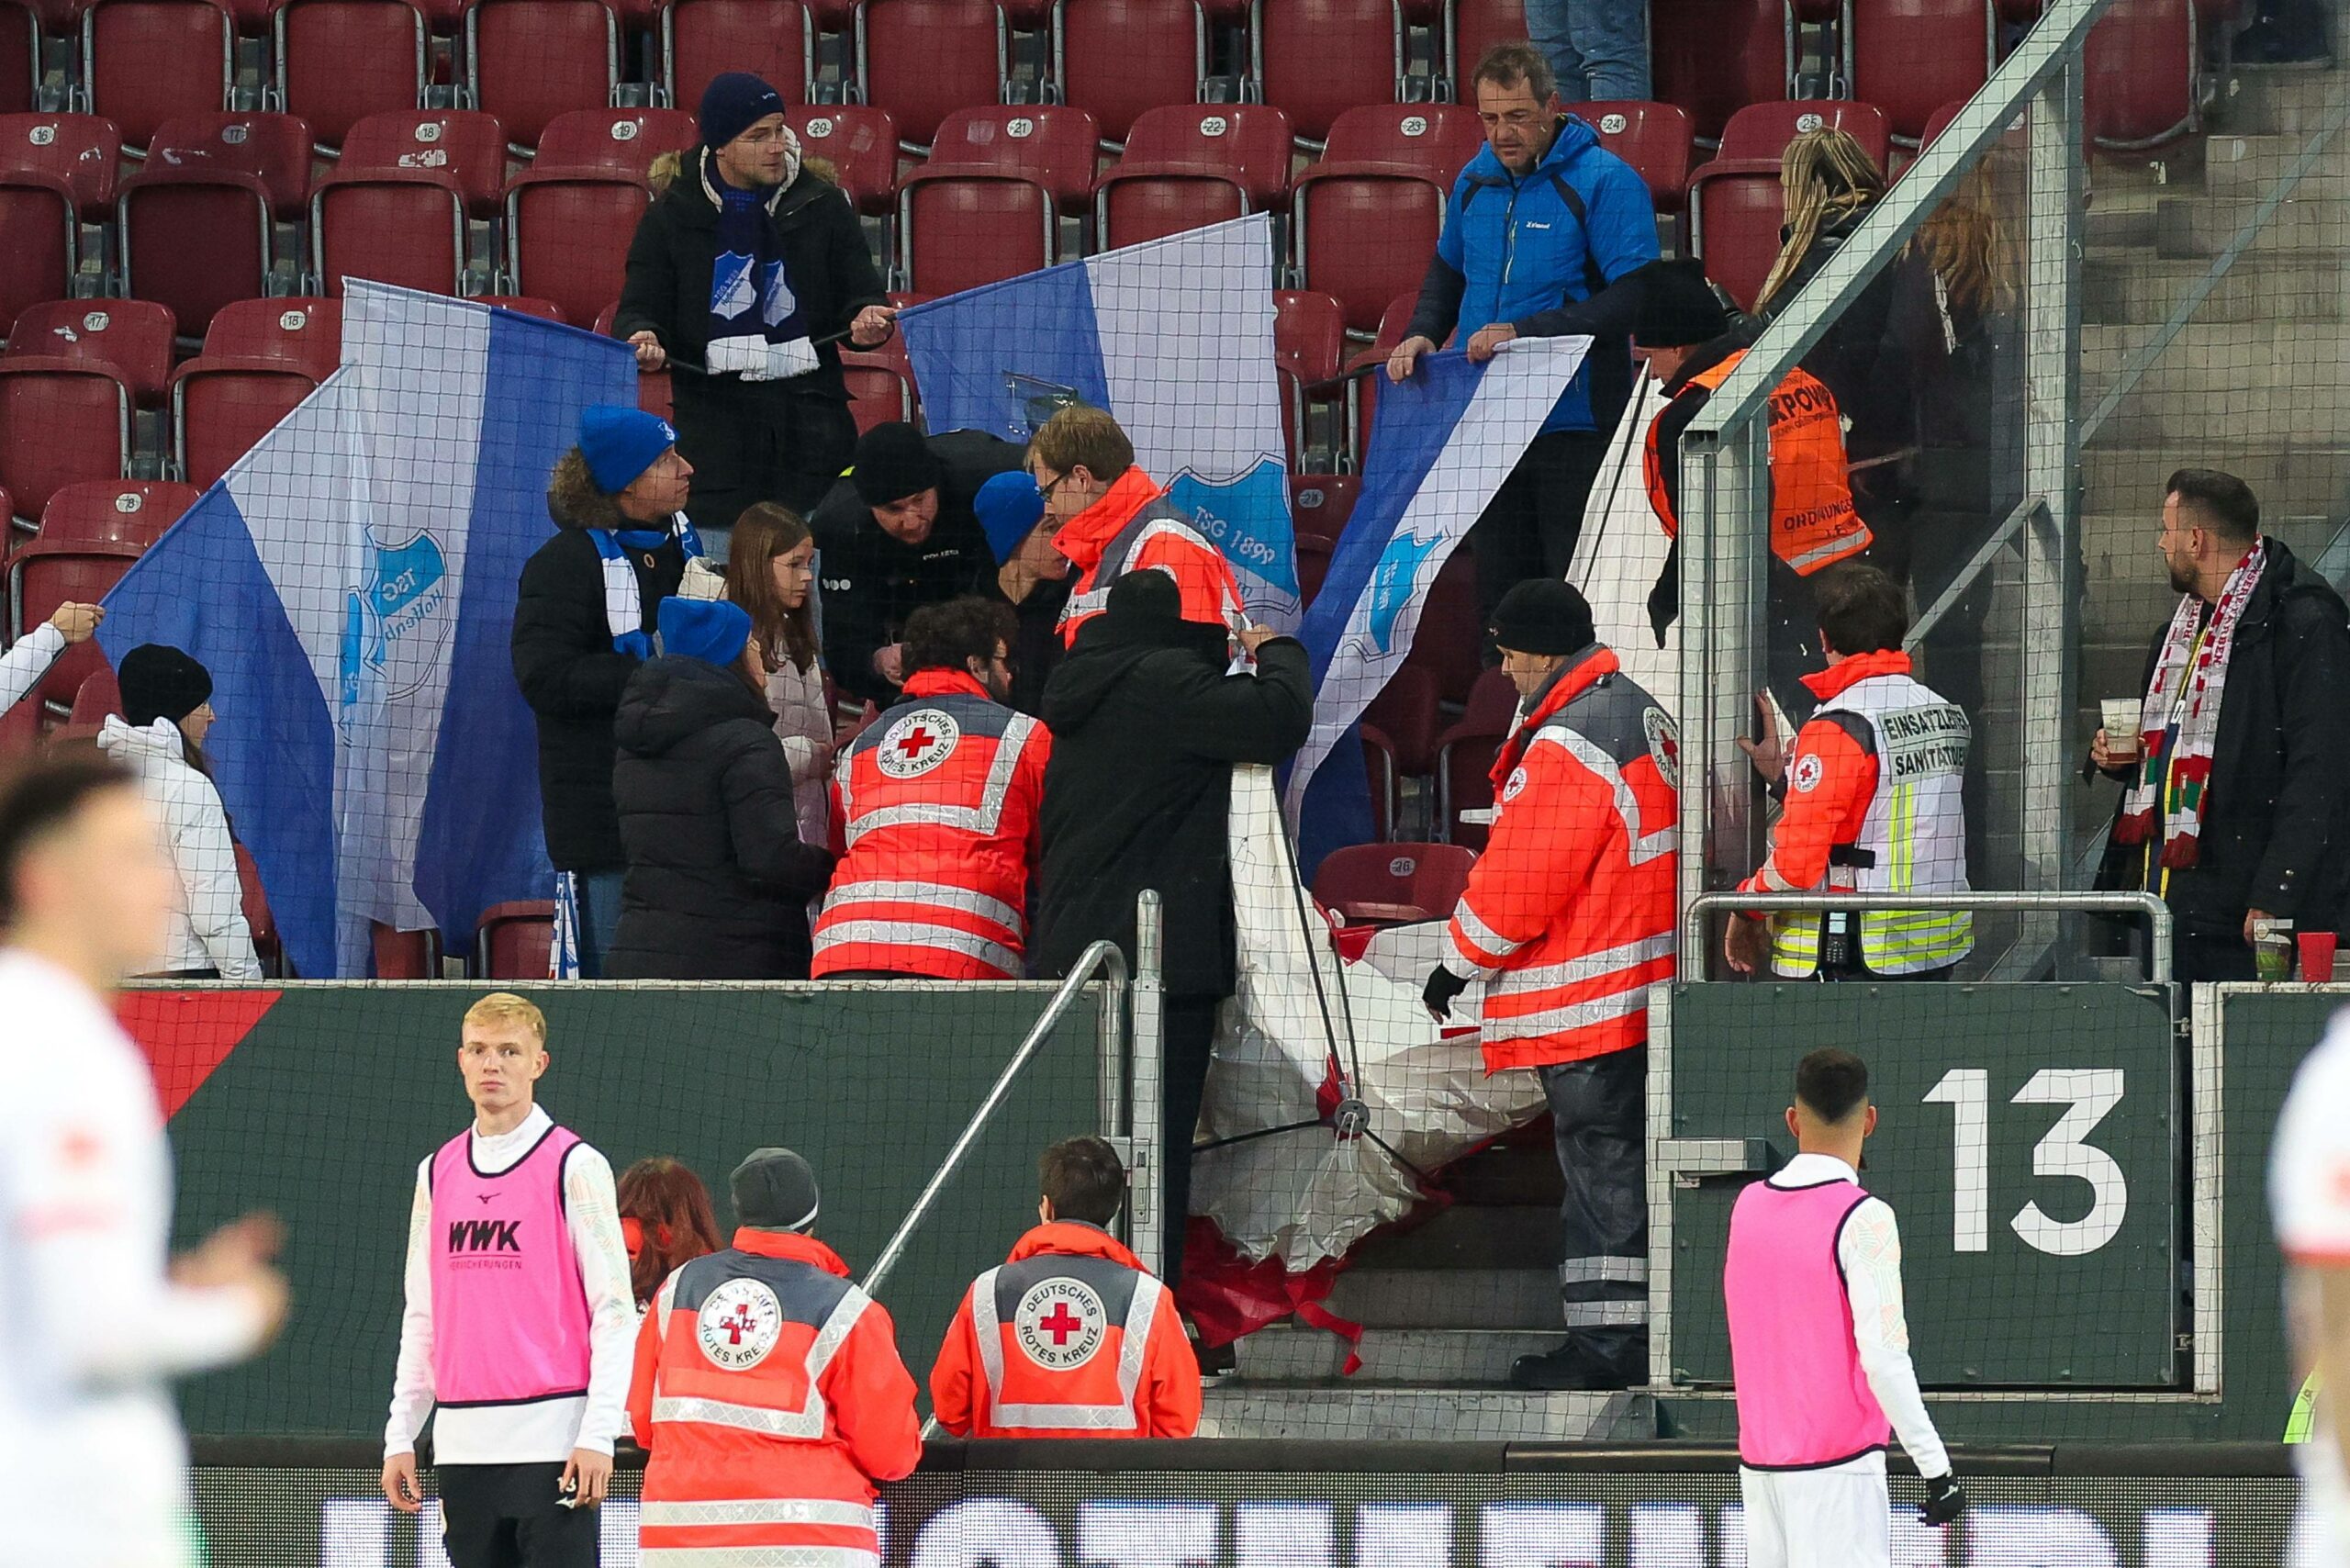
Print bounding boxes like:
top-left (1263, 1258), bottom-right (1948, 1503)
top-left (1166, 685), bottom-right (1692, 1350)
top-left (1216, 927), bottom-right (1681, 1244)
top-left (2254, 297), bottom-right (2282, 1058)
top-left (578, 404), bottom-right (677, 494)
top-left (975, 470), bottom-right (1046, 564)
top-left (699, 72), bottom-right (785, 151)
top-left (658, 596), bottom-right (754, 667)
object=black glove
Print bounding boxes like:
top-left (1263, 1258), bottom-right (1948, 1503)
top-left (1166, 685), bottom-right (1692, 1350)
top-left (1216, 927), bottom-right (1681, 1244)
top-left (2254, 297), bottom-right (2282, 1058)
top-left (1423, 964), bottom-right (1469, 1021)
top-left (1919, 1473), bottom-right (1965, 1527)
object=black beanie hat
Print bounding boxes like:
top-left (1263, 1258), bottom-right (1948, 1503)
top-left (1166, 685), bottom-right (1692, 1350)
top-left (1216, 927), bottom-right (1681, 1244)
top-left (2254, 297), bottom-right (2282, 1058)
top-left (851, 422), bottom-right (946, 508)
top-left (731, 1147), bottom-right (821, 1232)
top-left (1105, 566), bottom-right (1181, 625)
top-left (118, 644), bottom-right (214, 727)
top-left (698, 71), bottom-right (784, 151)
top-left (1491, 579), bottom-right (1596, 656)
top-left (1628, 258), bottom-right (1732, 350)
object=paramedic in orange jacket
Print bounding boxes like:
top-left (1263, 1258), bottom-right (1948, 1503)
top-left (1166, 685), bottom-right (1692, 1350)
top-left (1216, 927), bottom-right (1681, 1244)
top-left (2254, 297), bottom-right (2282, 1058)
top-left (1422, 579), bottom-right (1677, 1395)
top-left (1632, 259), bottom-right (1873, 714)
top-left (628, 1148), bottom-right (921, 1567)
top-left (931, 1136), bottom-right (1201, 1439)
top-left (1025, 406), bottom-right (1245, 644)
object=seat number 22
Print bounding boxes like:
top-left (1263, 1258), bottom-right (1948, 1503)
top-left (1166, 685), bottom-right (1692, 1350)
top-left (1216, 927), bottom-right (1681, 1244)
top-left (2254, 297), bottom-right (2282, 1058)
top-left (1921, 1068), bottom-right (2128, 1257)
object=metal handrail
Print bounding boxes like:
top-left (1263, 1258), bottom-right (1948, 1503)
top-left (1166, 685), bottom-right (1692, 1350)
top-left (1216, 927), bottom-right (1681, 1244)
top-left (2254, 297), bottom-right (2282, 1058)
top-left (1683, 890), bottom-right (2175, 984)
top-left (862, 938), bottom-right (1130, 1298)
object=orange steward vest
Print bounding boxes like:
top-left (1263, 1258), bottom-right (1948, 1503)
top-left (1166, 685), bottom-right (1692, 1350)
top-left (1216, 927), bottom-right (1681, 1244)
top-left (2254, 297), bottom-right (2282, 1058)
top-left (1054, 466), bottom-right (1245, 644)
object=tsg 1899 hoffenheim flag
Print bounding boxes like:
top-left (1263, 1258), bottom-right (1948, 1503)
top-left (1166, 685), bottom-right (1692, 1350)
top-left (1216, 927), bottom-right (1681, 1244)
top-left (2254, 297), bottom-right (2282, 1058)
top-left (98, 282), bottom-right (634, 979)
top-left (899, 214), bottom-right (1299, 622)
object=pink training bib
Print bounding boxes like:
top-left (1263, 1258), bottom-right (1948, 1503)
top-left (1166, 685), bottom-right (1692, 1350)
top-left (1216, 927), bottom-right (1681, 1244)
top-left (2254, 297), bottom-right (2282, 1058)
top-left (1723, 1176), bottom-right (1893, 1469)
top-left (429, 1122), bottom-right (591, 1406)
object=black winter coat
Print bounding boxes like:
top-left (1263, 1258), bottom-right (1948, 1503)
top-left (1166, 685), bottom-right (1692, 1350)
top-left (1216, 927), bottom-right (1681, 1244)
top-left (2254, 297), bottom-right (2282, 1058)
top-left (607, 656), bottom-right (834, 979)
top-left (811, 429), bottom-right (1022, 705)
top-left (1032, 619), bottom-right (1314, 998)
top-left (2094, 536), bottom-right (2350, 940)
top-left (612, 155), bottom-right (888, 402)
top-left (511, 506), bottom-right (686, 873)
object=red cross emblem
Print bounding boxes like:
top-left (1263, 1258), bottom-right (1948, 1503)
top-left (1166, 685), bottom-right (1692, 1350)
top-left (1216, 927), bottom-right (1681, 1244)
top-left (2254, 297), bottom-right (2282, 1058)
top-left (893, 724), bottom-right (935, 760)
top-left (1038, 1300), bottom-right (1083, 1346)
top-left (877, 709), bottom-right (959, 778)
top-left (720, 1302), bottom-right (758, 1345)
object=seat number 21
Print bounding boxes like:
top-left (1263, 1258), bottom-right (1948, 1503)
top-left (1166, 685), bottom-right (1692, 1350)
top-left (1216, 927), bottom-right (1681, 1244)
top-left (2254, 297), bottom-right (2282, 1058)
top-left (1921, 1068), bottom-right (2128, 1257)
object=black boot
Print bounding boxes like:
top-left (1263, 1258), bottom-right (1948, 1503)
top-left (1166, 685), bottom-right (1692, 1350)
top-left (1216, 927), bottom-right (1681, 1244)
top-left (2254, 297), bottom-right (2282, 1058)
top-left (1508, 1334), bottom-right (1646, 1392)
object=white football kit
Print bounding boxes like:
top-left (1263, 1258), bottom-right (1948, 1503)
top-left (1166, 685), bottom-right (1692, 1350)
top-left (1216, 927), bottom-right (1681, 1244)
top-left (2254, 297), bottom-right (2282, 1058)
top-left (2272, 1012), bottom-right (2350, 1568)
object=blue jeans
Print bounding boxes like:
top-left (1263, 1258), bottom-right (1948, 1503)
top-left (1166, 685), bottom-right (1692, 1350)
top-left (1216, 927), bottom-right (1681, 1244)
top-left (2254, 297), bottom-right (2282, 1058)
top-left (573, 868), bottom-right (626, 980)
top-left (1526, 0), bottom-right (1651, 101)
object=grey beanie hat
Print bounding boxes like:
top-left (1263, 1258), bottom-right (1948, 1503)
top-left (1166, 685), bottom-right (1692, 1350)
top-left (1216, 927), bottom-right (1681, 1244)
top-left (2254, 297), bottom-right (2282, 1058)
top-left (731, 1147), bottom-right (821, 1232)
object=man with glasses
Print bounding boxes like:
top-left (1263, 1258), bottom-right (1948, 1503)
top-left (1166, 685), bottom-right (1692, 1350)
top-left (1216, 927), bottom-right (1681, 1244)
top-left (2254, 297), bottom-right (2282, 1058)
top-left (812, 597), bottom-right (1051, 980)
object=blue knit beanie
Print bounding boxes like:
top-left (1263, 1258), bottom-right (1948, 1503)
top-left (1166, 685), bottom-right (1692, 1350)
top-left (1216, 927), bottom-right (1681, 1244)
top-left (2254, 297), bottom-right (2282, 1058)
top-left (974, 470), bottom-right (1046, 565)
top-left (578, 404), bottom-right (676, 494)
top-left (658, 596), bottom-right (753, 667)
top-left (699, 72), bottom-right (785, 151)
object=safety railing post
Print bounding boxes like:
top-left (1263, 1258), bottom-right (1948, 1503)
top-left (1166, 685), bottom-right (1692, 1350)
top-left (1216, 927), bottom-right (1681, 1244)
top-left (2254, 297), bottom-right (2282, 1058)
top-left (1131, 889), bottom-right (1166, 1278)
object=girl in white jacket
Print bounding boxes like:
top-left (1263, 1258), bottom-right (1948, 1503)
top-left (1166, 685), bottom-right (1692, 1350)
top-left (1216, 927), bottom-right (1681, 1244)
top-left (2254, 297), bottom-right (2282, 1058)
top-left (95, 644), bottom-right (263, 981)
top-left (728, 503), bottom-right (834, 849)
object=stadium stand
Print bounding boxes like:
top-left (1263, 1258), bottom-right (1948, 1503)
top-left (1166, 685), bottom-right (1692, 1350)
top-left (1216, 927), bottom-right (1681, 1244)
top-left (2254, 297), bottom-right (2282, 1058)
top-left (271, 0), bottom-right (429, 151)
top-left (1091, 101), bottom-right (1293, 247)
top-left (170, 296), bottom-right (340, 489)
top-left (14, 476), bottom-right (186, 714)
top-left (1843, 0), bottom-right (1998, 143)
top-left (1049, 0), bottom-right (1206, 146)
top-left (1649, 0), bottom-right (1796, 141)
top-left (787, 103), bottom-right (901, 214)
top-left (464, 0), bottom-right (621, 152)
top-left (1250, 0), bottom-right (1403, 149)
top-left (2084, 0), bottom-right (2200, 149)
top-left (1687, 98), bottom-right (1893, 309)
top-left (79, 0), bottom-right (233, 152)
top-left (474, 898), bottom-right (556, 978)
top-left (856, 0), bottom-right (1008, 150)
top-left (660, 0), bottom-right (813, 117)
top-left (1313, 839), bottom-right (1476, 924)
top-left (1293, 103), bottom-right (1483, 332)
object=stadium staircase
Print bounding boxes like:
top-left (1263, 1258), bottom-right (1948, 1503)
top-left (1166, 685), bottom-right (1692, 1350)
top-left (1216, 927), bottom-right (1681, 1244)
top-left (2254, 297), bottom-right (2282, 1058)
top-left (1199, 1135), bottom-right (1654, 1440)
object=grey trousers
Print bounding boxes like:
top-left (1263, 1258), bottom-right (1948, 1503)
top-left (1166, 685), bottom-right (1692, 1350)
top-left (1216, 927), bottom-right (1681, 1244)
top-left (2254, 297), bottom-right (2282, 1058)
top-left (1541, 1047), bottom-right (1648, 1366)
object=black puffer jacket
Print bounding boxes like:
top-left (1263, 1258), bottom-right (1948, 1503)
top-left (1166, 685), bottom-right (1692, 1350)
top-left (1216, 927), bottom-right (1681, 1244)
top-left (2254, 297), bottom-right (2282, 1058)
top-left (1032, 618), bottom-right (1313, 998)
top-left (511, 485), bottom-right (686, 873)
top-left (2094, 537), bottom-right (2350, 941)
top-left (607, 655), bottom-right (834, 979)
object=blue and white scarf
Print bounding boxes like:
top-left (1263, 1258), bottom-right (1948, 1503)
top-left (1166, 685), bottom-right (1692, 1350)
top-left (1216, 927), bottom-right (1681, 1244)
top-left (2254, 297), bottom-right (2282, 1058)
top-left (588, 514), bottom-right (705, 657)
top-left (703, 143), bottom-right (820, 382)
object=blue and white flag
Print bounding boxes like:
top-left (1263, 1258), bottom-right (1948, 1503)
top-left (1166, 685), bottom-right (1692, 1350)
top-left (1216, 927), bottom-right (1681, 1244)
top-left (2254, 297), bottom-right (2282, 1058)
top-left (899, 214), bottom-right (1299, 622)
top-left (99, 282), bottom-right (634, 979)
top-left (1286, 339), bottom-right (1592, 860)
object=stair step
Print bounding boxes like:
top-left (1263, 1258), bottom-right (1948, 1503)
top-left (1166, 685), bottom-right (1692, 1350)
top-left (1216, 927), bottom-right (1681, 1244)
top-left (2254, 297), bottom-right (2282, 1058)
top-left (1197, 1385), bottom-right (1652, 1441)
top-left (2154, 193), bottom-right (2350, 259)
top-left (2082, 251), bottom-right (2350, 325)
top-left (1231, 1326), bottom-right (1565, 1384)
top-left (1431, 1137), bottom-right (1561, 1206)
top-left (2082, 320), bottom-right (2350, 445)
top-left (2081, 445), bottom-right (2350, 514)
top-left (2203, 132), bottom-right (2350, 203)
top-left (1348, 1204), bottom-right (1560, 1271)
top-left (1325, 1266), bottom-right (1560, 1329)
top-left (2212, 65), bottom-right (2349, 139)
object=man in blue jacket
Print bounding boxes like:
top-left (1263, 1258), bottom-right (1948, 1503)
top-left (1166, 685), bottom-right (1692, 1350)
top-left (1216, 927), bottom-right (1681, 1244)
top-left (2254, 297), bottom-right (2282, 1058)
top-left (1388, 41), bottom-right (1659, 634)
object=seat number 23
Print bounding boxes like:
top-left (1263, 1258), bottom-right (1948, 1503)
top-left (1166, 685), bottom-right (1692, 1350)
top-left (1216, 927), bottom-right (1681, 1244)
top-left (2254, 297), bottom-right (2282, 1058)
top-left (1921, 1068), bottom-right (2128, 1257)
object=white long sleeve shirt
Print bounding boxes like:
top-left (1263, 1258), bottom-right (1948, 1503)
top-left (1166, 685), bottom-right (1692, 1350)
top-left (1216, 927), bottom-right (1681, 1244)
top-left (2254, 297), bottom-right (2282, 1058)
top-left (95, 715), bottom-right (263, 981)
top-left (2271, 1015), bottom-right (2350, 1565)
top-left (1767, 1152), bottom-right (1950, 1479)
top-left (0, 623), bottom-right (63, 716)
top-left (0, 948), bottom-right (270, 1567)
top-left (385, 1104), bottom-right (635, 1464)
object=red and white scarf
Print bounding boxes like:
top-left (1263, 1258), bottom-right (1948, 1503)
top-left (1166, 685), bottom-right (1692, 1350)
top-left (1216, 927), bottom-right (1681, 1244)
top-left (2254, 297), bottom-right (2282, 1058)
top-left (2115, 539), bottom-right (2266, 868)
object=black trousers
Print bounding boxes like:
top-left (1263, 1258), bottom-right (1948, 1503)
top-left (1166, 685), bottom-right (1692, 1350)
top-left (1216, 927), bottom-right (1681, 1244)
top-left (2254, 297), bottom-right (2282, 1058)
top-left (1159, 994), bottom-right (1222, 1294)
top-left (436, 1462), bottom-right (599, 1568)
top-left (2177, 926), bottom-right (2259, 984)
top-left (672, 378), bottom-right (858, 545)
top-left (1468, 428), bottom-right (1611, 642)
top-left (1541, 1047), bottom-right (1647, 1372)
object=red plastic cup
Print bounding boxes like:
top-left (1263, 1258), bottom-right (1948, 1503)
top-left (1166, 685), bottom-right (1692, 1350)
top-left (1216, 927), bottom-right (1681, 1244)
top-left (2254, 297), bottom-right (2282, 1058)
top-left (2300, 930), bottom-right (2338, 983)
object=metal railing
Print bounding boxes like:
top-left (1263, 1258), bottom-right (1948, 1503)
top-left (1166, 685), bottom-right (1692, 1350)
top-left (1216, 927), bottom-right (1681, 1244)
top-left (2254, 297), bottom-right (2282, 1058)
top-left (1681, 890), bottom-right (2176, 984)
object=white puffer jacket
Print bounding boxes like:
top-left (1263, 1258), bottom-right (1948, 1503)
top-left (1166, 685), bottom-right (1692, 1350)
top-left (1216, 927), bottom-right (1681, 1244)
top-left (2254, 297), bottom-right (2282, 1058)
top-left (95, 716), bottom-right (263, 981)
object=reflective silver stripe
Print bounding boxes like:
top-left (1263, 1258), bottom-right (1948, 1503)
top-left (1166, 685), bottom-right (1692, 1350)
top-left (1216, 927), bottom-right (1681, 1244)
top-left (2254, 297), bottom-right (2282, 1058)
top-left (1450, 902), bottom-right (1522, 964)
top-left (1528, 725), bottom-right (1674, 867)
top-left (1559, 1258), bottom-right (1648, 1284)
top-left (651, 1289), bottom-right (869, 1440)
top-left (1494, 933), bottom-right (1673, 991)
top-left (654, 1269), bottom-right (680, 1344)
top-left (1562, 1299), bottom-right (1650, 1327)
top-left (1485, 981), bottom-right (1650, 1039)
top-left (842, 715), bottom-right (1037, 846)
top-left (1058, 584), bottom-right (1113, 627)
top-left (811, 920), bottom-right (1020, 978)
top-left (640, 1550), bottom-right (878, 1568)
top-left (972, 1269), bottom-right (1159, 1432)
top-left (1783, 531), bottom-right (1869, 572)
top-left (1756, 858), bottom-right (1803, 892)
top-left (641, 1501), bottom-right (876, 1530)
top-left (819, 879), bottom-right (1023, 934)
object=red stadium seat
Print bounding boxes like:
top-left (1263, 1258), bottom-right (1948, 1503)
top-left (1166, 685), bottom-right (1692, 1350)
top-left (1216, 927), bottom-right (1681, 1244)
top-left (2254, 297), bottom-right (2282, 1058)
top-left (1294, 107), bottom-right (1480, 333)
top-left (1313, 839), bottom-right (1474, 924)
top-left (805, 0), bottom-right (855, 24)
top-left (897, 170), bottom-right (1054, 295)
top-left (273, 0), bottom-right (428, 151)
top-left (0, 112), bottom-right (121, 221)
top-left (118, 176), bottom-right (280, 340)
top-left (2085, 0), bottom-right (2197, 152)
top-left (594, 300), bottom-right (672, 418)
top-left (1579, 99), bottom-right (1696, 213)
top-left (81, 0), bottom-right (233, 151)
top-left (476, 294), bottom-right (566, 319)
top-left (927, 104), bottom-right (1099, 207)
top-left (465, 0), bottom-right (620, 151)
top-left (0, 175), bottom-right (75, 338)
top-left (532, 106), bottom-right (697, 177)
top-left (856, 0), bottom-right (1006, 150)
top-left (1363, 660), bottom-right (1439, 778)
top-left (1092, 104), bottom-right (1292, 247)
top-left (1401, 543), bottom-right (1479, 704)
top-left (1320, 99), bottom-right (1482, 170)
top-left (1843, 0), bottom-right (1993, 144)
top-left (1275, 288), bottom-right (1345, 386)
top-left (371, 922), bottom-right (442, 978)
top-left (144, 112), bottom-right (314, 218)
top-left (1345, 289), bottom-right (1422, 467)
top-left (2, 3), bottom-right (34, 113)
top-left (12, 484), bottom-right (179, 710)
top-left (1289, 471), bottom-right (1357, 543)
top-left (1434, 663), bottom-right (1516, 846)
top-left (1688, 101), bottom-right (1888, 311)
top-left (0, 358), bottom-right (130, 519)
top-left (788, 104), bottom-right (900, 216)
top-left (1294, 532), bottom-right (1334, 606)
top-left (67, 665), bottom-right (120, 722)
top-left (313, 174), bottom-right (468, 297)
top-left (842, 353), bottom-right (914, 431)
top-left (337, 110), bottom-right (509, 217)
top-left (506, 172), bottom-right (649, 334)
top-left (171, 297), bottom-right (340, 488)
top-left (1251, 0), bottom-right (1402, 149)
top-left (6, 298), bottom-right (174, 406)
top-left (1052, 0), bottom-right (1204, 146)
top-left (1717, 97), bottom-right (1888, 165)
top-left (663, 0), bottom-right (811, 118)
top-left (235, 843), bottom-right (283, 976)
top-left (33, 477), bottom-right (186, 547)
top-left (1446, 0), bottom-right (1524, 91)
top-left (1650, 0), bottom-right (1791, 143)
top-left (476, 899), bottom-right (555, 979)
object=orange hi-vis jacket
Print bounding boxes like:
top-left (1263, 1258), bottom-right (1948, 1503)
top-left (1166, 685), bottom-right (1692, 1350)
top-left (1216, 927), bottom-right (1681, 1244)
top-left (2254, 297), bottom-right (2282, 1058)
top-left (929, 1221), bottom-right (1202, 1439)
top-left (1446, 646), bottom-right (1680, 1072)
top-left (811, 668), bottom-right (1051, 980)
top-left (1644, 348), bottom-right (1873, 577)
top-left (627, 1229), bottom-right (921, 1568)
top-left (1054, 466), bottom-right (1245, 644)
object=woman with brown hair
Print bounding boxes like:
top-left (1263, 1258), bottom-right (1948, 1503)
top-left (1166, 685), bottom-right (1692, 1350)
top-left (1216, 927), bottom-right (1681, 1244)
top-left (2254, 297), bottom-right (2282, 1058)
top-left (616, 1157), bottom-right (722, 1311)
top-left (727, 503), bottom-right (832, 849)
